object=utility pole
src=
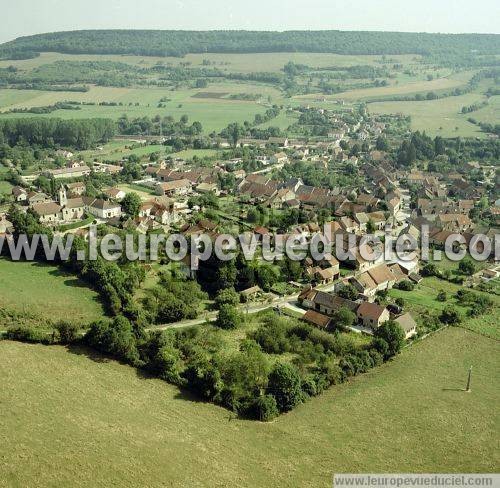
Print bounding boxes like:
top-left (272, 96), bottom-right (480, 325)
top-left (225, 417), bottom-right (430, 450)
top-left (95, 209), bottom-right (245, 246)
top-left (466, 366), bottom-right (472, 392)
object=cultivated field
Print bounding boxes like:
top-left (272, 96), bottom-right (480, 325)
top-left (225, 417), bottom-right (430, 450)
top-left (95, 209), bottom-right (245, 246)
top-left (0, 258), bottom-right (104, 325)
top-left (0, 327), bottom-right (497, 487)
top-left (0, 83), bottom-right (277, 133)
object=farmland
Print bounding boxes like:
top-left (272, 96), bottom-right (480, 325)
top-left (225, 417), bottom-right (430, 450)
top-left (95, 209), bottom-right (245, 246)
top-left (0, 84), bottom-right (275, 133)
top-left (0, 326), bottom-right (497, 487)
top-left (0, 258), bottom-right (104, 326)
top-left (0, 51), bottom-right (492, 138)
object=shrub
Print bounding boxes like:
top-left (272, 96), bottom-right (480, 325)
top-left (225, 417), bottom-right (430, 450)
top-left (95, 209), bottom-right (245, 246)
top-left (395, 280), bottom-right (415, 291)
top-left (5, 325), bottom-right (51, 344)
top-left (268, 362), bottom-right (303, 412)
top-left (247, 395), bottom-right (279, 422)
top-left (215, 304), bottom-right (242, 330)
top-left (54, 321), bottom-right (80, 344)
top-left (439, 306), bottom-right (461, 325)
top-left (214, 288), bottom-right (240, 308)
top-left (437, 290), bottom-right (447, 302)
top-left (373, 320), bottom-right (405, 359)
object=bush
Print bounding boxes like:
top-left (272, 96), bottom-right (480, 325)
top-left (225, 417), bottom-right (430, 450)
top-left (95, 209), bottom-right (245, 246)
top-left (5, 325), bottom-right (52, 344)
top-left (215, 304), bottom-right (242, 330)
top-left (54, 321), bottom-right (80, 344)
top-left (247, 395), bottom-right (279, 422)
top-left (214, 288), bottom-right (240, 308)
top-left (395, 280), bottom-right (415, 291)
top-left (373, 320), bottom-right (405, 359)
top-left (437, 290), bottom-right (447, 302)
top-left (268, 362), bottom-right (303, 412)
top-left (439, 306), bottom-right (461, 325)
top-left (84, 315), bottom-right (141, 365)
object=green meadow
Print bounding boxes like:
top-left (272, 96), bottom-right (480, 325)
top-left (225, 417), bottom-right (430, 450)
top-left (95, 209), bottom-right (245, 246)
top-left (0, 326), bottom-right (497, 487)
top-left (0, 258), bottom-right (104, 326)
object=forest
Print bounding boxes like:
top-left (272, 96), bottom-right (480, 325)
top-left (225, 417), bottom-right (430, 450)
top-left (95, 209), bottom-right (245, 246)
top-left (1, 30), bottom-right (499, 59)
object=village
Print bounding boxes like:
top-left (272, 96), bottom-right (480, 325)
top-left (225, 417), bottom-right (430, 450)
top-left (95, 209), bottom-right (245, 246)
top-left (1, 106), bottom-right (498, 340)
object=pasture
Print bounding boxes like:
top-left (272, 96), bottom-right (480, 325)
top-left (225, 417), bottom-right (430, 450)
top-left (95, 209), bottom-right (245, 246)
top-left (0, 51), bottom-right (421, 73)
top-left (0, 258), bottom-right (104, 326)
top-left (0, 326), bottom-right (497, 487)
top-left (368, 92), bottom-right (488, 137)
top-left (389, 276), bottom-right (500, 340)
top-left (0, 83), bottom-right (275, 133)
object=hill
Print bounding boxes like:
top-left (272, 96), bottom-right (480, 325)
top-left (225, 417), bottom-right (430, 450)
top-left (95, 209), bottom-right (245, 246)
top-left (1, 30), bottom-right (500, 59)
top-left (0, 327), bottom-right (498, 487)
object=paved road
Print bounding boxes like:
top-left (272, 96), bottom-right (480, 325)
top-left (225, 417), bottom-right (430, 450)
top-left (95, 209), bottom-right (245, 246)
top-left (150, 291), bottom-right (302, 330)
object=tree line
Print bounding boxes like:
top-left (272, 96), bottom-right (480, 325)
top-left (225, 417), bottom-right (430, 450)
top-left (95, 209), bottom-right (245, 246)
top-left (2, 30), bottom-right (499, 59)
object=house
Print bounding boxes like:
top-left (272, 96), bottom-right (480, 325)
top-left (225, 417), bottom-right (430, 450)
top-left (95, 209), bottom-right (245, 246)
top-left (196, 182), bottom-right (219, 195)
top-left (240, 286), bottom-right (262, 301)
top-left (309, 291), bottom-right (359, 316)
top-left (139, 199), bottom-right (180, 226)
top-left (43, 165), bottom-right (91, 179)
top-left (352, 263), bottom-right (396, 299)
top-left (395, 313), bottom-right (418, 339)
top-left (157, 179), bottom-right (191, 197)
top-left (356, 302), bottom-right (390, 329)
top-left (28, 192), bottom-right (51, 206)
top-left (104, 188), bottom-right (126, 201)
top-left (272, 152), bottom-right (289, 165)
top-left (86, 198), bottom-right (122, 219)
top-left (314, 266), bottom-right (339, 285)
top-left (32, 202), bottom-right (62, 224)
top-left (12, 186), bottom-right (28, 202)
top-left (66, 182), bottom-right (86, 196)
top-left (302, 310), bottom-right (331, 329)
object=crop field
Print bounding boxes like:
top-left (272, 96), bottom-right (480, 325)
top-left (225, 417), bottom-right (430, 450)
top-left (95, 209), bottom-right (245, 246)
top-left (0, 51), bottom-right (422, 72)
top-left (0, 258), bottom-right (104, 326)
top-left (0, 326), bottom-right (497, 487)
top-left (0, 83), bottom-right (277, 132)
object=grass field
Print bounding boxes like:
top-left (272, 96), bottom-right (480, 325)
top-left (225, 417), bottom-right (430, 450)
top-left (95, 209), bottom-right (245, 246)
top-left (0, 258), bottom-right (104, 325)
top-left (0, 326), bottom-right (497, 487)
top-left (0, 51), bottom-right (421, 73)
top-left (0, 180), bottom-right (13, 195)
top-left (368, 92), bottom-right (487, 137)
top-left (389, 276), bottom-right (500, 340)
top-left (0, 83), bottom-right (274, 132)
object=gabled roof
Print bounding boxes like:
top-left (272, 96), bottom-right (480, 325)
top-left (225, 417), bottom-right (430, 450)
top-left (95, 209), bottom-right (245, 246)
top-left (357, 302), bottom-right (386, 321)
top-left (302, 310), bottom-right (331, 328)
top-left (32, 202), bottom-right (62, 216)
top-left (395, 313), bottom-right (417, 333)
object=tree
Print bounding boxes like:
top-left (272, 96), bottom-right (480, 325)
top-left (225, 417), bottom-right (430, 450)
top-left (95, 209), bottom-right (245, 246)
top-left (337, 284), bottom-right (358, 301)
top-left (268, 362), bottom-right (303, 413)
top-left (249, 395), bottom-right (278, 421)
top-left (439, 306), bottom-right (461, 325)
top-left (437, 290), bottom-right (447, 302)
top-left (121, 192), bottom-right (141, 217)
top-left (216, 304), bottom-right (242, 330)
top-left (395, 297), bottom-right (405, 308)
top-left (459, 259), bottom-right (476, 275)
top-left (375, 136), bottom-right (388, 151)
top-left (215, 288), bottom-right (240, 308)
top-left (366, 219), bottom-right (376, 234)
top-left (374, 320), bottom-right (405, 359)
top-left (54, 321), bottom-right (80, 344)
top-left (330, 307), bottom-right (356, 331)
